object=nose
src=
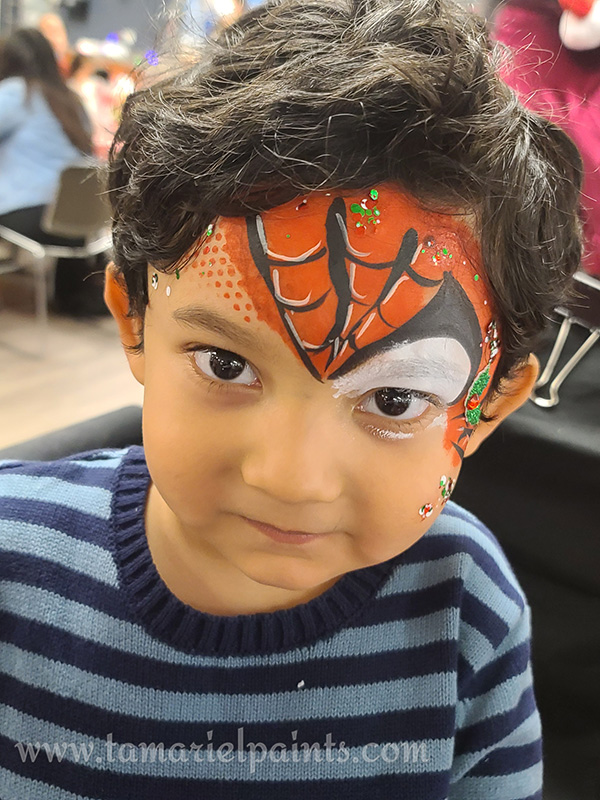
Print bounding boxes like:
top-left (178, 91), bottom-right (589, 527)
top-left (240, 402), bottom-right (344, 505)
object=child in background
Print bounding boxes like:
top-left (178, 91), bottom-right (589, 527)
top-left (0, 0), bottom-right (582, 798)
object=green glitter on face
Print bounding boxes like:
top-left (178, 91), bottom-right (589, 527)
top-left (175, 268), bottom-right (180, 280)
top-left (206, 224), bottom-right (214, 237)
top-left (370, 189), bottom-right (378, 201)
top-left (464, 365), bottom-right (491, 426)
top-left (442, 247), bottom-right (448, 255)
top-left (286, 234), bottom-right (291, 238)
top-left (474, 274), bottom-right (480, 281)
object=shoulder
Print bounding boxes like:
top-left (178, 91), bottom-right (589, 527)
top-left (0, 448), bottom-right (131, 571)
top-left (0, 76), bottom-right (27, 102)
top-left (384, 501), bottom-right (528, 644)
top-left (0, 447), bottom-right (130, 506)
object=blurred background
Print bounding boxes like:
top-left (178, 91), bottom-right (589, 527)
top-left (0, 0), bottom-right (264, 449)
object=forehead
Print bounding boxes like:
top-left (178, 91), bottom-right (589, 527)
top-left (185, 185), bottom-right (493, 382)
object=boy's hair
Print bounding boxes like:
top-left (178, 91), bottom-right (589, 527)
top-left (108, 0), bottom-right (583, 390)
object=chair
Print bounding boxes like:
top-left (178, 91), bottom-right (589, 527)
top-left (0, 163), bottom-right (112, 354)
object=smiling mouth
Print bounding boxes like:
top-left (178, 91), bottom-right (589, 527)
top-left (241, 516), bottom-right (335, 545)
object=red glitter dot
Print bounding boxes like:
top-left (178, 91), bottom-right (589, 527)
top-left (218, 270), bottom-right (223, 276)
top-left (226, 281), bottom-right (233, 288)
top-left (220, 258), bottom-right (227, 265)
top-left (355, 226), bottom-right (366, 236)
top-left (215, 281), bottom-right (221, 288)
top-left (227, 268), bottom-right (235, 275)
top-left (224, 293), bottom-right (230, 299)
top-left (203, 246), bottom-right (210, 254)
top-left (216, 233), bottom-right (222, 241)
top-left (212, 246), bottom-right (219, 253)
top-left (233, 304), bottom-right (240, 311)
top-left (200, 260), bottom-right (206, 267)
top-left (244, 315), bottom-right (251, 322)
top-left (235, 292), bottom-right (242, 298)
top-left (207, 271), bottom-right (213, 277)
top-left (245, 303), bottom-right (252, 311)
top-left (467, 394), bottom-right (480, 410)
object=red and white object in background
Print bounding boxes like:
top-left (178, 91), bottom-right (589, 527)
top-left (558, 0), bottom-right (600, 50)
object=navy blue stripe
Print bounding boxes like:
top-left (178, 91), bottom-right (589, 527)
top-left (0, 675), bottom-right (456, 747)
top-left (455, 687), bottom-right (538, 754)
top-left (460, 641), bottom-right (530, 701)
top-left (402, 535), bottom-right (523, 607)
top-left (0, 610), bottom-right (458, 692)
top-left (358, 578), bottom-right (460, 625)
top-left (0, 458), bottom-right (118, 488)
top-left (0, 734), bottom-right (452, 799)
top-left (460, 589), bottom-right (509, 648)
top-left (467, 739), bottom-right (543, 775)
top-left (0, 559), bottom-right (128, 621)
top-left (0, 500), bottom-right (113, 548)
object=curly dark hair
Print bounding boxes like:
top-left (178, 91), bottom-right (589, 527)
top-left (108, 0), bottom-right (583, 390)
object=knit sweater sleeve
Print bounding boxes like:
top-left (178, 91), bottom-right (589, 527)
top-left (0, 78), bottom-right (27, 139)
top-left (448, 546), bottom-right (543, 799)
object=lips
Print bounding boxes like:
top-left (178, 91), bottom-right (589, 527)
top-left (242, 516), bottom-right (334, 545)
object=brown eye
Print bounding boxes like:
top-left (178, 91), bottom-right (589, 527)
top-left (374, 388), bottom-right (411, 416)
top-left (361, 388), bottom-right (430, 420)
top-left (193, 348), bottom-right (259, 386)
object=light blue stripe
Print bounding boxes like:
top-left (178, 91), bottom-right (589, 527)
top-left (0, 522), bottom-right (118, 587)
top-left (455, 664), bottom-right (533, 730)
top-left (458, 621), bottom-right (495, 672)
top-left (458, 605), bottom-right (530, 675)
top-left (428, 511), bottom-right (522, 596)
top-left (0, 475), bottom-right (111, 519)
top-left (462, 560), bottom-right (521, 627)
top-left (378, 554), bottom-right (462, 596)
top-left (0, 643), bottom-right (456, 722)
top-left (0, 766), bottom-right (97, 800)
top-left (379, 553), bottom-right (522, 629)
top-left (1, 704), bottom-right (453, 781)
top-left (68, 453), bottom-right (126, 470)
top-left (448, 762), bottom-right (542, 799)
top-left (452, 712), bottom-right (541, 779)
top-left (0, 581), bottom-right (459, 668)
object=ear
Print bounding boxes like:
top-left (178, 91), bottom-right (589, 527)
top-left (104, 263), bottom-right (145, 386)
top-left (463, 354), bottom-right (539, 457)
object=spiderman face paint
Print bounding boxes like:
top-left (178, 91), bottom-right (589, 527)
top-left (217, 185), bottom-right (499, 463)
top-left (134, 185), bottom-right (502, 615)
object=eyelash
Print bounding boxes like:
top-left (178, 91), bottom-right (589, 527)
top-left (185, 345), bottom-right (444, 436)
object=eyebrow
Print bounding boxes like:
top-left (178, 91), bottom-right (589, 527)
top-left (172, 306), bottom-right (267, 354)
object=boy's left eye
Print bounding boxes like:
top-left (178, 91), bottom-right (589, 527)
top-left (359, 388), bottom-right (431, 419)
top-left (193, 347), bottom-right (259, 386)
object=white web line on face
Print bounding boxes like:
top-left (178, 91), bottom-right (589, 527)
top-left (272, 269), bottom-right (313, 307)
top-left (335, 213), bottom-right (371, 258)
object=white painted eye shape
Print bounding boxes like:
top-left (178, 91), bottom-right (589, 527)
top-left (193, 348), bottom-right (259, 386)
top-left (360, 388), bottom-right (431, 419)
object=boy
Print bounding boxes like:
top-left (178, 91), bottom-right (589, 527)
top-left (0, 0), bottom-right (582, 797)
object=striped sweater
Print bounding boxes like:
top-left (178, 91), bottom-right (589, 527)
top-left (0, 447), bottom-right (542, 799)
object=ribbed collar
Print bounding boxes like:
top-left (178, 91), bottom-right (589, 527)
top-left (110, 446), bottom-right (396, 657)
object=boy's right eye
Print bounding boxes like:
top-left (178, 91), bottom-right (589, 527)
top-left (192, 347), bottom-right (260, 387)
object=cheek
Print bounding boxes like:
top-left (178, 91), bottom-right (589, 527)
top-left (352, 425), bottom-right (459, 562)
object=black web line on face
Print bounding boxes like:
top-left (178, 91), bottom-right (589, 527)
top-left (245, 197), bottom-right (446, 381)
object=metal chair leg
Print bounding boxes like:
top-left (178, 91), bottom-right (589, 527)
top-left (531, 324), bottom-right (600, 407)
top-left (33, 255), bottom-right (49, 357)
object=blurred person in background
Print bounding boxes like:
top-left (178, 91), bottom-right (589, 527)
top-left (69, 53), bottom-right (121, 160)
top-left (488, 0), bottom-right (600, 278)
top-left (38, 12), bottom-right (73, 78)
top-left (0, 28), bottom-right (106, 314)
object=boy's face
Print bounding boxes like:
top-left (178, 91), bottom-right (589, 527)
top-left (112, 186), bottom-right (519, 599)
